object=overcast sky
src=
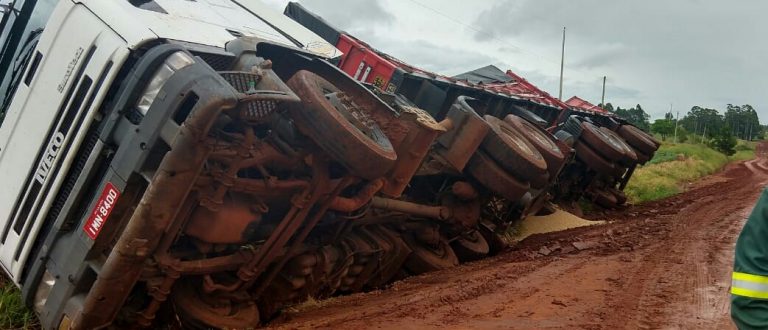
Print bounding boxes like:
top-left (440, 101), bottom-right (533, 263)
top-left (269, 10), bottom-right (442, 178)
top-left (261, 0), bottom-right (768, 122)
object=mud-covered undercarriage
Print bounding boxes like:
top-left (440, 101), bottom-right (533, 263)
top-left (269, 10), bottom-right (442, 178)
top-left (41, 38), bottom-right (659, 329)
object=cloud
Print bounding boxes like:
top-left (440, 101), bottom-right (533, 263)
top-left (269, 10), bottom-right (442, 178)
top-left (263, 0), bottom-right (768, 122)
top-left (296, 0), bottom-right (395, 35)
top-left (468, 0), bottom-right (768, 121)
top-left (572, 43), bottom-right (631, 69)
top-left (372, 37), bottom-right (500, 75)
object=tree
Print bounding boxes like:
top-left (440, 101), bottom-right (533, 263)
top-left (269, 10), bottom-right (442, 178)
top-left (709, 127), bottom-right (737, 156)
top-left (724, 104), bottom-right (762, 140)
top-left (677, 126), bottom-right (689, 143)
top-left (679, 106), bottom-right (724, 139)
top-left (651, 118), bottom-right (675, 141)
top-left (609, 103), bottom-right (651, 131)
top-left (599, 102), bottom-right (614, 113)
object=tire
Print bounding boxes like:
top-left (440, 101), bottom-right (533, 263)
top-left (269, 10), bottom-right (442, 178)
top-left (286, 70), bottom-right (396, 180)
top-left (478, 223), bottom-right (508, 256)
top-left (402, 235), bottom-right (459, 274)
top-left (591, 189), bottom-right (618, 208)
top-left (504, 115), bottom-right (565, 178)
top-left (608, 187), bottom-right (628, 205)
top-left (635, 149), bottom-right (651, 164)
top-left (466, 151), bottom-right (530, 202)
top-left (574, 141), bottom-right (616, 175)
top-left (554, 130), bottom-right (575, 146)
top-left (450, 230), bottom-right (490, 262)
top-left (617, 125), bottom-right (658, 155)
top-left (562, 116), bottom-right (584, 137)
top-left (480, 115), bottom-right (549, 188)
top-left (173, 279), bottom-right (261, 329)
top-left (511, 106), bottom-right (548, 127)
top-left (599, 127), bottom-right (638, 165)
top-left (579, 122), bottom-right (629, 163)
top-left (611, 164), bottom-right (628, 178)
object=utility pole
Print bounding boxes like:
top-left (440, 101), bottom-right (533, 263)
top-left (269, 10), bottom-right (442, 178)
top-left (702, 125), bottom-right (707, 143)
top-left (558, 27), bottom-right (566, 101)
top-left (601, 76), bottom-right (606, 106)
top-left (672, 104), bottom-right (679, 144)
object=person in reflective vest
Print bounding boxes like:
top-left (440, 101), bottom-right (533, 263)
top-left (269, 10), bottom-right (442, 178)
top-left (732, 188), bottom-right (768, 328)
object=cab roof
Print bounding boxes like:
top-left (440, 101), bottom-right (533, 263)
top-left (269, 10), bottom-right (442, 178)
top-left (78, 0), bottom-right (342, 58)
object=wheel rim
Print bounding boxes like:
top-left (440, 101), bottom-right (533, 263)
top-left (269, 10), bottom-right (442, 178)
top-left (595, 126), bottom-right (626, 153)
top-left (520, 119), bottom-right (562, 155)
top-left (499, 124), bottom-right (542, 161)
top-left (600, 128), bottom-right (637, 160)
top-left (325, 92), bottom-right (378, 141)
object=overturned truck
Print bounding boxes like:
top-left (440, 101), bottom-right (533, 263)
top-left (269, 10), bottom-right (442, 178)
top-left (0, 0), bottom-right (659, 329)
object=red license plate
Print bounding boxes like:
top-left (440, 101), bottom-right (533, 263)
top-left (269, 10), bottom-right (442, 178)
top-left (83, 182), bottom-right (120, 240)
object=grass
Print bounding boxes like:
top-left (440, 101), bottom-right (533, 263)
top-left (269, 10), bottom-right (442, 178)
top-left (625, 140), bottom-right (757, 203)
top-left (0, 279), bottom-right (38, 329)
top-left (732, 140), bottom-right (758, 162)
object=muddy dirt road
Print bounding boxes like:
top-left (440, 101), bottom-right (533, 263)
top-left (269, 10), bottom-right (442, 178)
top-left (269, 143), bottom-right (768, 330)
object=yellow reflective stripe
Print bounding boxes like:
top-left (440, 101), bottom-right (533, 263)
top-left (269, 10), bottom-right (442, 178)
top-left (732, 286), bottom-right (768, 299)
top-left (733, 272), bottom-right (768, 285)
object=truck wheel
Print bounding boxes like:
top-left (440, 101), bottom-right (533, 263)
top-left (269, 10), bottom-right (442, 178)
top-left (611, 165), bottom-right (628, 178)
top-left (479, 223), bottom-right (508, 256)
top-left (554, 130), bottom-right (576, 146)
top-left (562, 116), bottom-right (584, 137)
top-left (635, 151), bottom-right (648, 164)
top-left (286, 70), bottom-right (397, 180)
top-left (481, 115), bottom-right (549, 188)
top-left (580, 122), bottom-right (629, 163)
top-left (466, 151), bottom-right (530, 202)
top-left (173, 279), bottom-right (261, 329)
top-left (402, 234), bottom-right (459, 274)
top-left (608, 187), bottom-right (628, 205)
top-left (504, 115), bottom-right (565, 178)
top-left (599, 127), bottom-right (638, 165)
top-left (574, 142), bottom-right (616, 175)
top-left (617, 125), bottom-right (658, 155)
top-left (591, 189), bottom-right (618, 208)
top-left (450, 230), bottom-right (490, 262)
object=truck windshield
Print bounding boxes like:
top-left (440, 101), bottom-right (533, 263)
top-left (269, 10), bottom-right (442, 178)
top-left (0, 0), bottom-right (57, 127)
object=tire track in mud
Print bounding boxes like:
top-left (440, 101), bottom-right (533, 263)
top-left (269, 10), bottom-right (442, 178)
top-left (617, 156), bottom-right (766, 329)
top-left (270, 142), bottom-right (768, 330)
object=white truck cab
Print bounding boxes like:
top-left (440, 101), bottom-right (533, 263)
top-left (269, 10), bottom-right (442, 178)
top-left (0, 0), bottom-right (342, 328)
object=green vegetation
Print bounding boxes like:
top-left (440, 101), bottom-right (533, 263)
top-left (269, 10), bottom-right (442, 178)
top-left (625, 140), bottom-right (756, 203)
top-left (679, 104), bottom-right (763, 141)
top-left (640, 103), bottom-right (762, 185)
top-left (600, 103), bottom-right (651, 130)
top-left (732, 140), bottom-right (758, 161)
top-left (0, 279), bottom-right (37, 329)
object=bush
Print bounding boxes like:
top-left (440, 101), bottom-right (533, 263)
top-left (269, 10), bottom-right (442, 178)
top-left (708, 127), bottom-right (737, 156)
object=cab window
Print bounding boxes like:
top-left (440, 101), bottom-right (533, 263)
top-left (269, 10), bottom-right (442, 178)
top-left (0, 0), bottom-right (57, 127)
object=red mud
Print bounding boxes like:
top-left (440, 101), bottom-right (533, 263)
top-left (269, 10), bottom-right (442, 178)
top-left (268, 142), bottom-right (768, 330)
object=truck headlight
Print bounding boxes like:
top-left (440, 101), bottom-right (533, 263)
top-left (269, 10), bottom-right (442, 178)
top-left (136, 51), bottom-right (195, 115)
top-left (33, 270), bottom-right (56, 313)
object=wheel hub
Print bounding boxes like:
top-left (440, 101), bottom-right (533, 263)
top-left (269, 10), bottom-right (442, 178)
top-left (325, 91), bottom-right (377, 139)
